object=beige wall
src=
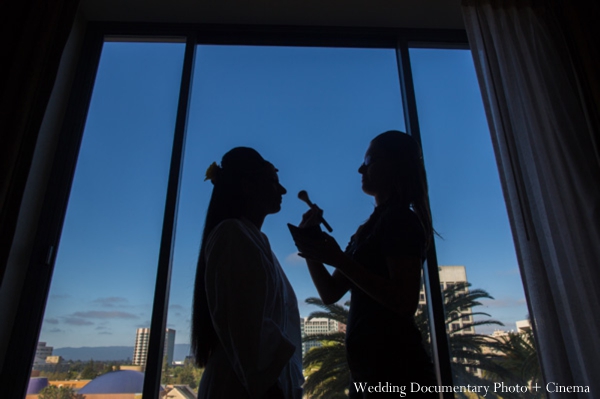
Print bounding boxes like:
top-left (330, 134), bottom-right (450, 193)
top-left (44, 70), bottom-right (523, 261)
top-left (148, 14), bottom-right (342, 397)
top-left (49, 380), bottom-right (91, 389)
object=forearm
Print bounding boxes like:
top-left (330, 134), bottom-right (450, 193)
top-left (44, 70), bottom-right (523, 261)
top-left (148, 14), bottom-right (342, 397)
top-left (306, 260), bottom-right (348, 304)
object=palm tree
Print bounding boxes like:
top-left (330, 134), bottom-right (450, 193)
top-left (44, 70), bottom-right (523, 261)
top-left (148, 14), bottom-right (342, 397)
top-left (484, 328), bottom-right (543, 397)
top-left (303, 285), bottom-right (538, 399)
top-left (415, 282), bottom-right (532, 398)
top-left (302, 297), bottom-right (350, 399)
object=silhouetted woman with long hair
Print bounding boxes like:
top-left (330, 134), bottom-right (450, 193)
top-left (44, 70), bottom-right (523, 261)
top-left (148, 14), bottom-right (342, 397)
top-left (292, 131), bottom-right (437, 397)
top-left (192, 147), bottom-right (303, 399)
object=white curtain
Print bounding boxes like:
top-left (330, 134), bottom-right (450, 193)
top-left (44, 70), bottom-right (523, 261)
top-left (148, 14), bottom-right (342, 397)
top-left (462, 1), bottom-right (600, 397)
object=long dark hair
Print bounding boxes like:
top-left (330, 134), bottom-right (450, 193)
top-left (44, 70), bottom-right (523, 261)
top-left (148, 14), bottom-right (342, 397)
top-left (191, 147), bottom-right (273, 367)
top-left (371, 130), bottom-right (434, 249)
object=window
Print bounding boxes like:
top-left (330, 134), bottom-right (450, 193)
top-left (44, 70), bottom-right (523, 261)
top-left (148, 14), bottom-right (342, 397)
top-left (28, 40), bottom-right (186, 387)
top-left (16, 25), bottom-right (540, 399)
top-left (410, 47), bottom-right (541, 388)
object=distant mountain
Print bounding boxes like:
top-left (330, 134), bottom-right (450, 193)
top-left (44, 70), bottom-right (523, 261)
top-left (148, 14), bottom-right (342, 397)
top-left (54, 344), bottom-right (191, 362)
top-left (54, 346), bottom-right (133, 361)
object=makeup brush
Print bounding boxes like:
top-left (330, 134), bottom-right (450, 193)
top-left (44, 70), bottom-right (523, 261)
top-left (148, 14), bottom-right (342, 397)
top-left (298, 190), bottom-right (333, 232)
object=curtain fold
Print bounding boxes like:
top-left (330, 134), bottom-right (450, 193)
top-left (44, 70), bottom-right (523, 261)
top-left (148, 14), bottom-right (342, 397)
top-left (462, 1), bottom-right (600, 397)
top-left (0, 0), bottom-right (80, 286)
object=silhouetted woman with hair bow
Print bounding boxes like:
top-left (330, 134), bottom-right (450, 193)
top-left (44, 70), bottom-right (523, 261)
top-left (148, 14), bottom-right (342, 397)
top-left (192, 147), bottom-right (304, 399)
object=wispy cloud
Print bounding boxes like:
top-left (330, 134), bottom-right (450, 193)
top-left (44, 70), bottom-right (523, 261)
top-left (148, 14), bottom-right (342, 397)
top-left (480, 297), bottom-right (526, 308)
top-left (284, 252), bottom-right (304, 265)
top-left (98, 332), bottom-right (112, 335)
top-left (92, 297), bottom-right (129, 308)
top-left (72, 311), bottom-right (139, 319)
top-left (45, 318), bottom-right (59, 325)
top-left (170, 304), bottom-right (184, 310)
top-left (475, 317), bottom-right (525, 334)
top-left (48, 328), bottom-right (64, 333)
top-left (64, 317), bottom-right (94, 326)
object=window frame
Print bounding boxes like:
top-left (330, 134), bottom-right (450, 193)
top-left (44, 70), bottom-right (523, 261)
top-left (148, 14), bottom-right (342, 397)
top-left (7, 22), bottom-right (468, 399)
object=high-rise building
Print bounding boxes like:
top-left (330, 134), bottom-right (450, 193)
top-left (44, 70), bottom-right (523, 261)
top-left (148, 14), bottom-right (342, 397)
top-left (164, 328), bottom-right (176, 366)
top-left (418, 265), bottom-right (475, 335)
top-left (133, 328), bottom-right (176, 369)
top-left (33, 342), bottom-right (53, 365)
top-left (36, 342), bottom-right (53, 359)
top-left (300, 317), bottom-right (345, 356)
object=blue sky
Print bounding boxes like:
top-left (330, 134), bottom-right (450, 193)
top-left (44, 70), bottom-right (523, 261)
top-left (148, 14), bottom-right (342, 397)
top-left (40, 42), bottom-right (528, 351)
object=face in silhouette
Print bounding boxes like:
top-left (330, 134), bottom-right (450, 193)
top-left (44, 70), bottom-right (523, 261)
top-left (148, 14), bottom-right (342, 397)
top-left (358, 141), bottom-right (395, 202)
top-left (246, 165), bottom-right (287, 216)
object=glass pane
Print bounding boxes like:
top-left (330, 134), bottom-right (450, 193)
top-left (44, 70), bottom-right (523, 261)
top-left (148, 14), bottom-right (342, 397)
top-left (410, 48), bottom-right (542, 395)
top-left (162, 45), bottom-right (413, 396)
top-left (28, 41), bottom-right (185, 398)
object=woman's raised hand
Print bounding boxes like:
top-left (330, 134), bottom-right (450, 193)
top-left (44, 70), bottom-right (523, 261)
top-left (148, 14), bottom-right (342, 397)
top-left (298, 205), bottom-right (324, 229)
top-left (294, 203), bottom-right (346, 266)
top-left (295, 231), bottom-right (345, 267)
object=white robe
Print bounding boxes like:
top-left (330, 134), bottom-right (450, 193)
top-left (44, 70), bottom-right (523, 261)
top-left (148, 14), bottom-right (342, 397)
top-left (198, 218), bottom-right (304, 399)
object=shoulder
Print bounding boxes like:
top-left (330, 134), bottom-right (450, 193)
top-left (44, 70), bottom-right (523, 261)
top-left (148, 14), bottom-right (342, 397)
top-left (377, 205), bottom-right (426, 258)
top-left (379, 205), bottom-right (424, 236)
top-left (205, 218), bottom-right (258, 256)
top-left (203, 219), bottom-right (270, 279)
top-left (207, 218), bottom-right (247, 241)
top-left (214, 218), bottom-right (245, 232)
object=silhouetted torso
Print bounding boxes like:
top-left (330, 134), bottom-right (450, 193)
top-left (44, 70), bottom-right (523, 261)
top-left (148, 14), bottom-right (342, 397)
top-left (199, 218), bottom-right (304, 399)
top-left (345, 202), bottom-right (436, 393)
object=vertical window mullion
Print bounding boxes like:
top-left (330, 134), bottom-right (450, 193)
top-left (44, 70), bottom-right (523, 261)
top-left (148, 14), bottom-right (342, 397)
top-left (396, 38), bottom-right (455, 397)
top-left (142, 32), bottom-right (197, 399)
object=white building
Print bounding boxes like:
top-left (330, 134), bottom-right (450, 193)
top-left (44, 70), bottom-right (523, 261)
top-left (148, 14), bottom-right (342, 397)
top-left (133, 328), bottom-right (176, 369)
top-left (300, 317), bottom-right (345, 356)
top-left (516, 319), bottom-right (531, 333)
top-left (418, 265), bottom-right (474, 335)
top-left (487, 319), bottom-right (530, 338)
